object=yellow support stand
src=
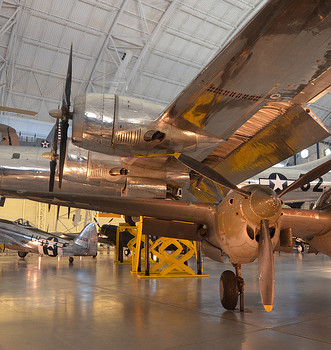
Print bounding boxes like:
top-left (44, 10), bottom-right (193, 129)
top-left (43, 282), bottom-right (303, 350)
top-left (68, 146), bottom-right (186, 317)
top-left (115, 223), bottom-right (154, 267)
top-left (133, 217), bottom-right (208, 278)
top-left (114, 223), bottom-right (135, 264)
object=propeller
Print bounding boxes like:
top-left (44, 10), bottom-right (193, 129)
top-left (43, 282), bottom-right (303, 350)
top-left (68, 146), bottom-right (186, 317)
top-left (279, 158), bottom-right (331, 197)
top-left (49, 44), bottom-right (73, 191)
top-left (175, 152), bottom-right (331, 312)
top-left (175, 153), bottom-right (250, 198)
top-left (58, 44), bottom-right (73, 191)
top-left (258, 219), bottom-right (274, 312)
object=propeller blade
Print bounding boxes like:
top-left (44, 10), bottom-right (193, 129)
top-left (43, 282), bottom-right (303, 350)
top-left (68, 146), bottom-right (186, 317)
top-left (258, 219), bottom-right (275, 312)
top-left (279, 158), bottom-right (331, 197)
top-left (56, 205), bottom-right (60, 221)
top-left (49, 121), bottom-right (59, 192)
top-left (58, 118), bottom-right (69, 190)
top-left (94, 217), bottom-right (101, 228)
top-left (175, 153), bottom-right (250, 198)
top-left (62, 44), bottom-right (73, 114)
top-left (53, 120), bottom-right (59, 152)
top-left (58, 45), bottom-right (73, 191)
top-left (49, 160), bottom-right (57, 192)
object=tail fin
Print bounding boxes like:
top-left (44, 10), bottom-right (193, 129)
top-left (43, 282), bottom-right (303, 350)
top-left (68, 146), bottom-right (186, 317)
top-left (74, 223), bottom-right (98, 255)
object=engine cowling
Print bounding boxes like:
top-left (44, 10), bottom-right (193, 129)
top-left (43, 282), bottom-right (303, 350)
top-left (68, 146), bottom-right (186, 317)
top-left (62, 144), bottom-right (188, 199)
top-left (216, 185), bottom-right (282, 264)
top-left (72, 93), bottom-right (221, 157)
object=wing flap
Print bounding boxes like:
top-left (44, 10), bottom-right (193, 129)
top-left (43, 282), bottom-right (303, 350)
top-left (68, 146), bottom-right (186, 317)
top-left (203, 103), bottom-right (329, 185)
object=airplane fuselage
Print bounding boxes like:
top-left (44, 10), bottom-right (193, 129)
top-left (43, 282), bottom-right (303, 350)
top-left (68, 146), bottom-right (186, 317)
top-left (244, 157), bottom-right (331, 204)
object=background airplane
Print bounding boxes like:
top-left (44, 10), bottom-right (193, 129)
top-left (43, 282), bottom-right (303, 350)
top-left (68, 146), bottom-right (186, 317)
top-left (244, 155), bottom-right (331, 205)
top-left (0, 220), bottom-right (98, 263)
top-left (0, 0), bottom-right (330, 313)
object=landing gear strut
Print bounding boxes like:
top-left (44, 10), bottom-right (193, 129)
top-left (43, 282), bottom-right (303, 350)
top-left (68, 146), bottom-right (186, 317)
top-left (235, 264), bottom-right (245, 312)
top-left (219, 264), bottom-right (245, 311)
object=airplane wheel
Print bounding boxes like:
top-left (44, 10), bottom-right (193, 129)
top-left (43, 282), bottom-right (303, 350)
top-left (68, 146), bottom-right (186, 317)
top-left (18, 251), bottom-right (28, 259)
top-left (125, 216), bottom-right (140, 226)
top-left (124, 248), bottom-right (130, 256)
top-left (220, 270), bottom-right (239, 311)
top-left (69, 257), bottom-right (74, 263)
top-left (297, 243), bottom-right (304, 253)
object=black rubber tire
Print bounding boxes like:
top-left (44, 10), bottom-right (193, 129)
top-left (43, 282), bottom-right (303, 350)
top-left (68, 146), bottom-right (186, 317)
top-left (124, 248), bottom-right (130, 256)
top-left (125, 215), bottom-right (140, 226)
top-left (18, 251), bottom-right (28, 259)
top-left (297, 243), bottom-right (304, 253)
top-left (219, 270), bottom-right (239, 311)
top-left (69, 257), bottom-right (74, 263)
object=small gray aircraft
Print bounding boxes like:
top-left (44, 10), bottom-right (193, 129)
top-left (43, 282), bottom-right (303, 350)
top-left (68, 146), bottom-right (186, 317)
top-left (0, 0), bottom-right (330, 312)
top-left (0, 220), bottom-right (98, 263)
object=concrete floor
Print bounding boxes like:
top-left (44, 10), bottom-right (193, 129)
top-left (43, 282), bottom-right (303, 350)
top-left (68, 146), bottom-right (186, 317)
top-left (0, 250), bottom-right (330, 350)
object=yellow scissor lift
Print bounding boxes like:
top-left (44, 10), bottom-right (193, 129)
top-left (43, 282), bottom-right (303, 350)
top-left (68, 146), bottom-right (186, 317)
top-left (115, 217), bottom-right (208, 278)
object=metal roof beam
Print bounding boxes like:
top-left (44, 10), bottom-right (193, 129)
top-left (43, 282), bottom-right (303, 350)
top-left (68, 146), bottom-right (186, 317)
top-left (19, 37), bottom-right (94, 62)
top-left (122, 0), bottom-right (180, 94)
top-left (142, 71), bottom-right (187, 88)
top-left (0, 0), bottom-right (22, 105)
top-left (24, 6), bottom-right (108, 38)
top-left (8, 90), bottom-right (60, 105)
top-left (82, 0), bottom-right (131, 93)
top-left (151, 48), bottom-right (203, 69)
top-left (13, 63), bottom-right (86, 84)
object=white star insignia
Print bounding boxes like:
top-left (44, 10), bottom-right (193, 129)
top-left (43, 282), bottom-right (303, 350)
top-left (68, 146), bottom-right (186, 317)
top-left (270, 174), bottom-right (287, 191)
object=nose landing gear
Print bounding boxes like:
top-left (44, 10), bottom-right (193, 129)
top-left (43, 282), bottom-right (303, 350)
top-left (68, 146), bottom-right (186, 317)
top-left (219, 264), bottom-right (245, 311)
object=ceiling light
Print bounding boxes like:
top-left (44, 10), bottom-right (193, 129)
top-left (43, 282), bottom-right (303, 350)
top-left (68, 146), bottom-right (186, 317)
top-left (300, 149), bottom-right (309, 159)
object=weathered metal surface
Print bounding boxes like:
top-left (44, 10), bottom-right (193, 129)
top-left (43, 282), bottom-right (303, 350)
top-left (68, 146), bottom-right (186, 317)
top-left (159, 0), bottom-right (331, 139)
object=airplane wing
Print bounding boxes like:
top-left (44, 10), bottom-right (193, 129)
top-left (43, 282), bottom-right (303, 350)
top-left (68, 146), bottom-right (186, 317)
top-left (159, 0), bottom-right (330, 181)
top-left (1, 190), bottom-right (216, 242)
top-left (0, 231), bottom-right (29, 247)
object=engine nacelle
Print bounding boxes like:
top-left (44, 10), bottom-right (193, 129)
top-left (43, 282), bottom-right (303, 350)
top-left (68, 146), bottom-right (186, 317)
top-left (62, 144), bottom-right (187, 199)
top-left (72, 93), bottom-right (221, 157)
top-left (216, 185), bottom-right (281, 264)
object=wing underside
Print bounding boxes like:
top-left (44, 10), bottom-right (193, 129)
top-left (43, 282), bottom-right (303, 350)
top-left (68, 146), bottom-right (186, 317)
top-left (160, 0), bottom-right (331, 139)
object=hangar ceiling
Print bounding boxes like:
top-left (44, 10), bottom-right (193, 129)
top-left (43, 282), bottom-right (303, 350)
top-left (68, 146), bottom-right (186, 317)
top-left (0, 0), bottom-right (330, 153)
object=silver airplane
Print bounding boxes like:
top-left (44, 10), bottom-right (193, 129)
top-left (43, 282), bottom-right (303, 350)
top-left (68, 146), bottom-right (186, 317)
top-left (0, 220), bottom-right (98, 263)
top-left (0, 0), bottom-right (330, 312)
top-left (244, 155), bottom-right (331, 204)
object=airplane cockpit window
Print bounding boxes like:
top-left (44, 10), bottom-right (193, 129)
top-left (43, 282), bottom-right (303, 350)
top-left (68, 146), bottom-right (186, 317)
top-left (314, 188), bottom-right (331, 210)
top-left (12, 153), bottom-right (20, 159)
